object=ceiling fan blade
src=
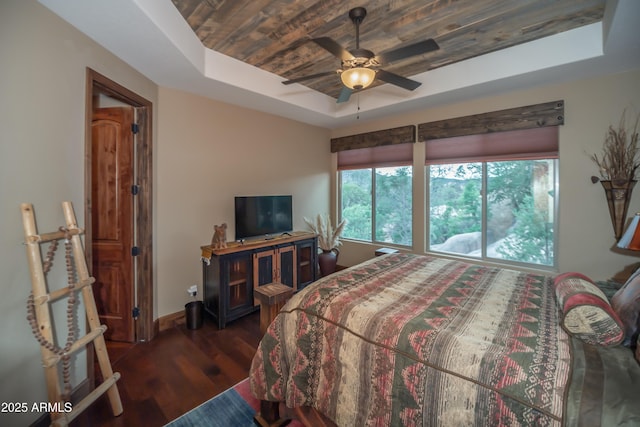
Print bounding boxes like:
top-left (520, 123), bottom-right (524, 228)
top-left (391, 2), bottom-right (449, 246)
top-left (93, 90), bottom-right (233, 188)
top-left (376, 69), bottom-right (422, 91)
top-left (282, 71), bottom-right (337, 85)
top-left (336, 86), bottom-right (353, 103)
top-left (375, 39), bottom-right (439, 64)
top-left (312, 37), bottom-right (355, 61)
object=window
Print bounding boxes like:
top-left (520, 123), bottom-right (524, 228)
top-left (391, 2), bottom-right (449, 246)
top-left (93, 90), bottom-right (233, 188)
top-left (341, 167), bottom-right (413, 246)
top-left (338, 143), bottom-right (413, 247)
top-left (341, 169), bottom-right (372, 241)
top-left (426, 127), bottom-right (558, 268)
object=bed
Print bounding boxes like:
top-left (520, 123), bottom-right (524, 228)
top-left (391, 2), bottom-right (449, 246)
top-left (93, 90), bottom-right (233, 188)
top-left (250, 252), bottom-right (640, 426)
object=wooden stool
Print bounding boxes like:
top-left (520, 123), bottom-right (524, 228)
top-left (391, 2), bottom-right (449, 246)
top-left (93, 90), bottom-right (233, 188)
top-left (254, 283), bottom-right (294, 335)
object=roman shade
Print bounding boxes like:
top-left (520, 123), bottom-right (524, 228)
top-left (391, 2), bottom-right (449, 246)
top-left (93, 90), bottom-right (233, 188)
top-left (334, 125), bottom-right (416, 170)
top-left (425, 126), bottom-right (559, 164)
top-left (337, 143), bottom-right (413, 170)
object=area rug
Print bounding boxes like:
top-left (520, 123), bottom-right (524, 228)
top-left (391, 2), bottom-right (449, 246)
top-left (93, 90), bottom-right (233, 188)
top-left (165, 378), bottom-right (303, 427)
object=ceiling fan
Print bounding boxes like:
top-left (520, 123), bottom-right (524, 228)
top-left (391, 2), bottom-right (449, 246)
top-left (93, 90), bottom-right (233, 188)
top-left (282, 6), bottom-right (440, 103)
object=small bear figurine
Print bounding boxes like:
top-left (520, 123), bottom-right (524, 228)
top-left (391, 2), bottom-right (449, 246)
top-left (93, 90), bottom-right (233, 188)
top-left (211, 223), bottom-right (228, 249)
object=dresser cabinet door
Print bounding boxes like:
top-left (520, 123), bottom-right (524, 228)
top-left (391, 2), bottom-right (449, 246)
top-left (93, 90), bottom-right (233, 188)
top-left (224, 252), bottom-right (253, 312)
top-left (276, 244), bottom-right (296, 289)
top-left (296, 237), bottom-right (318, 291)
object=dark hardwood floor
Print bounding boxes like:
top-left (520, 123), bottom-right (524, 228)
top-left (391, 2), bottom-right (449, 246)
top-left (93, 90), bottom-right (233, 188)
top-left (72, 311), bottom-right (262, 427)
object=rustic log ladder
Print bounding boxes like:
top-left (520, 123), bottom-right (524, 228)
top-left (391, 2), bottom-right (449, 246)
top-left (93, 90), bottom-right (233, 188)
top-left (21, 202), bottom-right (122, 426)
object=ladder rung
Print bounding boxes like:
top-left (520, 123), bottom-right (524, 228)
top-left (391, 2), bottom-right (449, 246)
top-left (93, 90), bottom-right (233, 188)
top-left (26, 227), bottom-right (84, 244)
top-left (53, 372), bottom-right (121, 426)
top-left (34, 278), bottom-right (96, 305)
top-left (22, 202), bottom-right (122, 425)
top-left (43, 326), bottom-right (107, 368)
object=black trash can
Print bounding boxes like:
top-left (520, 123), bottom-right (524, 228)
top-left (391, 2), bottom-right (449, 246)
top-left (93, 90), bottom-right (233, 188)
top-left (185, 301), bottom-right (204, 330)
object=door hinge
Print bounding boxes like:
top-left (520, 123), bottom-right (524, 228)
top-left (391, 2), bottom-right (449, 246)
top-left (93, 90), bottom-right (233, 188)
top-left (131, 184), bottom-right (140, 195)
top-left (131, 246), bottom-right (140, 256)
top-left (132, 306), bottom-right (140, 319)
top-left (131, 123), bottom-right (139, 134)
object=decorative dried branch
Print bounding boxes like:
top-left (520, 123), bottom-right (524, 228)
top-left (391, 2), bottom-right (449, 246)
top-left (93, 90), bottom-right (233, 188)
top-left (304, 214), bottom-right (347, 251)
top-left (591, 108), bottom-right (640, 182)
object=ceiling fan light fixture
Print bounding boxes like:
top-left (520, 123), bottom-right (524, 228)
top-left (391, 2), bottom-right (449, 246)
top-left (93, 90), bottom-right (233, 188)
top-left (341, 67), bottom-right (376, 90)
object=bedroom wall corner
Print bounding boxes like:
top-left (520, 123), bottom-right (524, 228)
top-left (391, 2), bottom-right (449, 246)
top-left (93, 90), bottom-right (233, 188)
top-left (155, 87), bottom-right (331, 318)
top-left (0, 1), bottom-right (159, 426)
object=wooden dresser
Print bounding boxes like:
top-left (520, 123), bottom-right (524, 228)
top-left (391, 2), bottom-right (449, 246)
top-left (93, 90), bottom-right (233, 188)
top-left (201, 232), bottom-right (317, 329)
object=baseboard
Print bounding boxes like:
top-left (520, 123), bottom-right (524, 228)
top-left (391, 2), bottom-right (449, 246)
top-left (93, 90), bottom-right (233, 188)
top-left (157, 310), bottom-right (186, 332)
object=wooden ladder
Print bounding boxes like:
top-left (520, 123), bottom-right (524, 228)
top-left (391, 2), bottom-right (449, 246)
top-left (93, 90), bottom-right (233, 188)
top-left (21, 202), bottom-right (122, 426)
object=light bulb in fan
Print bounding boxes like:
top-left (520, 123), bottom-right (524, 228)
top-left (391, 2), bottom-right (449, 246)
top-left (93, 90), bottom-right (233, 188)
top-left (341, 67), bottom-right (376, 90)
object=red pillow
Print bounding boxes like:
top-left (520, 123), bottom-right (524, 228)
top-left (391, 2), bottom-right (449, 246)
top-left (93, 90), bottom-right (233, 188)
top-left (554, 272), bottom-right (624, 346)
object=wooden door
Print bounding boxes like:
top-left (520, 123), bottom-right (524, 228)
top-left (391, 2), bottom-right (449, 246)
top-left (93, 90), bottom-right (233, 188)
top-left (91, 107), bottom-right (135, 342)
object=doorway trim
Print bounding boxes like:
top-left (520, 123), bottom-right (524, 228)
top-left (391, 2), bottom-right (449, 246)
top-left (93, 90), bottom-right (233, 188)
top-left (85, 68), bottom-right (154, 342)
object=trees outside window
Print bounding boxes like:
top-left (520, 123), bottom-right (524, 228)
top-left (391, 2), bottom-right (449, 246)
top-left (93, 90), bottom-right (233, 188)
top-left (341, 169), bottom-right (372, 241)
top-left (341, 166), bottom-right (412, 246)
top-left (429, 159), bottom-right (556, 267)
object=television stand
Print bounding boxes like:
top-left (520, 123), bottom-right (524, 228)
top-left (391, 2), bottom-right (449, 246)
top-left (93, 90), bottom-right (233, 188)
top-left (200, 232), bottom-right (318, 329)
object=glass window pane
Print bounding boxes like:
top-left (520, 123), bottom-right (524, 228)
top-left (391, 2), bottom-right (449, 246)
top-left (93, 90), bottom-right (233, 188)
top-left (429, 163), bottom-right (482, 256)
top-left (341, 169), bottom-right (372, 241)
top-left (486, 160), bottom-right (555, 266)
top-left (375, 166), bottom-right (412, 246)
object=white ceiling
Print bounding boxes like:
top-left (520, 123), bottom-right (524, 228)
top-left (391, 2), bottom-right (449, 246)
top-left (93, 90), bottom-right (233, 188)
top-left (39, 0), bottom-right (640, 129)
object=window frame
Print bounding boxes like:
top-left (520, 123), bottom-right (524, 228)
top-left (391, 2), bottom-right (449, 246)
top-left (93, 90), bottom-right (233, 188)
top-left (334, 101), bottom-right (565, 270)
top-left (339, 166), bottom-right (414, 248)
top-left (426, 158), bottom-right (559, 271)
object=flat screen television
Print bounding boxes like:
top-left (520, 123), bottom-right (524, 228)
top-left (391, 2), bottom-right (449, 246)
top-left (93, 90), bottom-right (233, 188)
top-left (234, 195), bottom-right (293, 240)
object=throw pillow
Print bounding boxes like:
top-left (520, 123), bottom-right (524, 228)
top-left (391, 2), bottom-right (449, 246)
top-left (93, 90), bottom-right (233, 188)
top-left (611, 268), bottom-right (640, 347)
top-left (554, 272), bottom-right (624, 346)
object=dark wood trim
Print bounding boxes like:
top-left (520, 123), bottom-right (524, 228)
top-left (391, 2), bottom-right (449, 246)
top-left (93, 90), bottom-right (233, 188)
top-left (157, 310), bottom-right (187, 332)
top-left (417, 100), bottom-right (564, 141)
top-left (89, 69), bottom-right (150, 106)
top-left (134, 105), bottom-right (154, 342)
top-left (330, 125), bottom-right (416, 153)
top-left (84, 68), bottom-right (154, 349)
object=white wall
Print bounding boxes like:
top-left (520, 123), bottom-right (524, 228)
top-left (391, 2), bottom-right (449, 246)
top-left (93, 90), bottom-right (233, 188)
top-left (155, 87), bottom-right (331, 317)
top-left (0, 1), bottom-right (158, 425)
top-left (331, 69), bottom-right (640, 281)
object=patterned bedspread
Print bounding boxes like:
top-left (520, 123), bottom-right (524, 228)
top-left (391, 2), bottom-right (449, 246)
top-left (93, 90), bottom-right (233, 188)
top-left (249, 253), bottom-right (636, 426)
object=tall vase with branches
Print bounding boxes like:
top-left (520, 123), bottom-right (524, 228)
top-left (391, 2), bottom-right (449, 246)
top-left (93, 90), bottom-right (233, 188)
top-left (304, 214), bottom-right (346, 276)
top-left (590, 108), bottom-right (640, 240)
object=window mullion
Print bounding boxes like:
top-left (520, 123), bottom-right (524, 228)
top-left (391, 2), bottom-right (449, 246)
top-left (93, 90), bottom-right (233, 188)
top-left (371, 168), bottom-right (376, 243)
top-left (338, 171), bottom-right (343, 224)
top-left (481, 163), bottom-right (487, 259)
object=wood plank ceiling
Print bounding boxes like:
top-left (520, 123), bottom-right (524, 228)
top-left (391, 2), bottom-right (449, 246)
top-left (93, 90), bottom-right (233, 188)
top-left (171, 0), bottom-right (606, 100)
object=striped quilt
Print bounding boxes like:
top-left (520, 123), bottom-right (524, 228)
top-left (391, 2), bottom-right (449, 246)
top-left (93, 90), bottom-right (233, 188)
top-left (250, 253), bottom-right (572, 426)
